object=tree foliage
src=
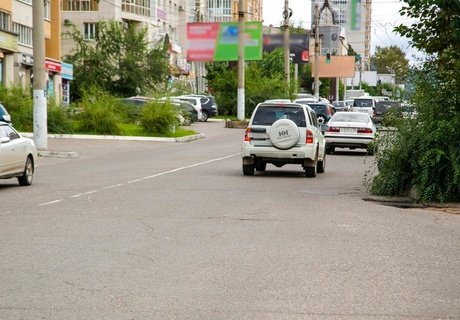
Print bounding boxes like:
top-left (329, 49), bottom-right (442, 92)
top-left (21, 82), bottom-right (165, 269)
top-left (205, 49), bottom-right (293, 116)
top-left (64, 21), bottom-right (168, 100)
top-left (368, 0), bottom-right (460, 202)
top-left (370, 46), bottom-right (410, 81)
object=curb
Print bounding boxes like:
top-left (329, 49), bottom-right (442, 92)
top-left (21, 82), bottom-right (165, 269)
top-left (21, 132), bottom-right (205, 143)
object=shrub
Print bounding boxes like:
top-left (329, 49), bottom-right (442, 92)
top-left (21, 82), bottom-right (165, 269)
top-left (47, 101), bottom-right (74, 134)
top-left (367, 62), bottom-right (460, 203)
top-left (75, 86), bottom-right (123, 135)
top-left (0, 86), bottom-right (33, 131)
top-left (139, 100), bottom-right (179, 134)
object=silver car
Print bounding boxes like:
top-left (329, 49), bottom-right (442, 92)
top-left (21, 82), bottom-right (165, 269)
top-left (0, 121), bottom-right (38, 186)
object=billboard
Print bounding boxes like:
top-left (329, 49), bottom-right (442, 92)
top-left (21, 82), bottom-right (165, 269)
top-left (187, 22), bottom-right (262, 62)
top-left (310, 56), bottom-right (356, 77)
top-left (263, 34), bottom-right (310, 64)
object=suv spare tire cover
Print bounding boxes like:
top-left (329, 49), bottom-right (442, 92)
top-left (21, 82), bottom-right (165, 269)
top-left (268, 119), bottom-right (300, 150)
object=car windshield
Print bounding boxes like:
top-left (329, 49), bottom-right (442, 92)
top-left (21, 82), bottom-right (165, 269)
top-left (332, 113), bottom-right (369, 123)
top-left (252, 105), bottom-right (306, 126)
top-left (307, 104), bottom-right (327, 114)
top-left (354, 99), bottom-right (373, 108)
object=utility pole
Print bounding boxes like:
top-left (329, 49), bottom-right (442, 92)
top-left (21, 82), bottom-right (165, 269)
top-left (32, 0), bottom-right (47, 150)
top-left (237, 0), bottom-right (245, 121)
top-left (283, 0), bottom-right (290, 85)
top-left (194, 0), bottom-right (201, 94)
top-left (313, 4), bottom-right (320, 99)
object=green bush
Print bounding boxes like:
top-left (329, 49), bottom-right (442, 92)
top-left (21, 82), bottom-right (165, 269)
top-left (75, 87), bottom-right (123, 135)
top-left (368, 63), bottom-right (460, 203)
top-left (0, 86), bottom-right (33, 131)
top-left (47, 101), bottom-right (74, 134)
top-left (139, 100), bottom-right (179, 134)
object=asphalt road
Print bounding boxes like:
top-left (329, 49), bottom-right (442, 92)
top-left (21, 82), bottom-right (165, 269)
top-left (1, 121), bottom-right (459, 319)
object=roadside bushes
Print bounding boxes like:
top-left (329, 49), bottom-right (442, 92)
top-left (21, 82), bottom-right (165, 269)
top-left (74, 87), bottom-right (123, 135)
top-left (368, 62), bottom-right (460, 202)
top-left (139, 100), bottom-right (179, 134)
top-left (0, 86), bottom-right (33, 131)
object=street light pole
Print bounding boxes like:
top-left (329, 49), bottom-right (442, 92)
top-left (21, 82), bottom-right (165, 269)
top-left (314, 4), bottom-right (320, 99)
top-left (32, 0), bottom-right (48, 150)
top-left (237, 0), bottom-right (245, 121)
top-left (283, 0), bottom-right (290, 85)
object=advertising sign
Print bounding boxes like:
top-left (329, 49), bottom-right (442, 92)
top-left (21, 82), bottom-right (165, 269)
top-left (187, 22), bottom-right (262, 62)
top-left (263, 34), bottom-right (310, 64)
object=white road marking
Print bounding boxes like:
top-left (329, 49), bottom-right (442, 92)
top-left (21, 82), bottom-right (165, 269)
top-left (36, 153), bottom-right (239, 207)
top-left (0, 211), bottom-right (12, 215)
top-left (39, 199), bottom-right (63, 206)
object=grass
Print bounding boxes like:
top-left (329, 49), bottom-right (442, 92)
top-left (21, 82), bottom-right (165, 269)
top-left (119, 123), bottom-right (197, 137)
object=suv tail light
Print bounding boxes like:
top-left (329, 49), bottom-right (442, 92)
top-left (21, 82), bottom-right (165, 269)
top-left (327, 127), bottom-right (340, 132)
top-left (357, 127), bottom-right (373, 134)
top-left (306, 129), bottom-right (314, 144)
top-left (244, 127), bottom-right (252, 141)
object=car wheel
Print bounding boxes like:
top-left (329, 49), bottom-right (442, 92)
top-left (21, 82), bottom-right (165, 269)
top-left (18, 157), bottom-right (33, 186)
top-left (243, 163), bottom-right (255, 176)
top-left (317, 115), bottom-right (327, 124)
top-left (201, 111), bottom-right (209, 122)
top-left (317, 153), bottom-right (326, 173)
top-left (305, 165), bottom-right (317, 177)
top-left (182, 116), bottom-right (192, 126)
top-left (325, 146), bottom-right (334, 154)
top-left (255, 161), bottom-right (266, 172)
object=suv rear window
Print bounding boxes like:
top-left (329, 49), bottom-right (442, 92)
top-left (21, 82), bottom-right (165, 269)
top-left (252, 106), bottom-right (306, 126)
top-left (354, 99), bottom-right (374, 108)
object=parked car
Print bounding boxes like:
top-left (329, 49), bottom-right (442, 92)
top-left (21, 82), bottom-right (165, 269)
top-left (184, 94), bottom-right (218, 121)
top-left (372, 100), bottom-right (401, 124)
top-left (0, 103), bottom-right (11, 123)
top-left (121, 96), bottom-right (197, 126)
top-left (351, 96), bottom-right (377, 116)
top-left (0, 121), bottom-right (37, 186)
top-left (241, 102), bottom-right (326, 177)
top-left (323, 112), bottom-right (376, 155)
top-left (306, 103), bottom-right (335, 124)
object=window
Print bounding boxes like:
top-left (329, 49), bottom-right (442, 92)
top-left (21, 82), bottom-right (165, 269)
top-left (83, 22), bottom-right (98, 40)
top-left (0, 11), bottom-right (11, 32)
top-left (61, 0), bottom-right (98, 11)
top-left (17, 0), bottom-right (32, 4)
top-left (121, 0), bottom-right (151, 17)
top-left (13, 23), bottom-right (33, 46)
top-left (44, 0), bottom-right (51, 19)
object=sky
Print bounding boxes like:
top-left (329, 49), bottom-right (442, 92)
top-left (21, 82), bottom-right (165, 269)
top-left (262, 0), bottom-right (421, 62)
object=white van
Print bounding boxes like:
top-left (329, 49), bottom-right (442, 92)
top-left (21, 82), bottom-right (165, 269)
top-left (351, 96), bottom-right (377, 116)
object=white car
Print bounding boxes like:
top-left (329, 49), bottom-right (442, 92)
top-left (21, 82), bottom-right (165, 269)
top-left (0, 121), bottom-right (38, 186)
top-left (171, 96), bottom-right (204, 122)
top-left (241, 102), bottom-right (327, 177)
top-left (323, 112), bottom-right (376, 155)
top-left (351, 96), bottom-right (377, 116)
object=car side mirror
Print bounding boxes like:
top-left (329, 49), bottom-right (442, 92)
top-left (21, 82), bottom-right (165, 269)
top-left (2, 114), bottom-right (11, 122)
top-left (320, 124), bottom-right (329, 132)
top-left (0, 136), bottom-right (11, 144)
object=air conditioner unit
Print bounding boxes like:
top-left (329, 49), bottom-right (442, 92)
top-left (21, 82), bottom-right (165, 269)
top-left (178, 5), bottom-right (184, 11)
top-left (64, 19), bottom-right (72, 26)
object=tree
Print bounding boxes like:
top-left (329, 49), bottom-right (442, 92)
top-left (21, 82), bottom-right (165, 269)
top-left (64, 21), bottom-right (168, 100)
top-left (368, 0), bottom-right (460, 202)
top-left (370, 46), bottom-right (410, 81)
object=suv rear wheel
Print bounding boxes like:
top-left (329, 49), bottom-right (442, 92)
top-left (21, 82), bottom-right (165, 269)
top-left (201, 111), bottom-right (209, 122)
top-left (242, 163), bottom-right (255, 176)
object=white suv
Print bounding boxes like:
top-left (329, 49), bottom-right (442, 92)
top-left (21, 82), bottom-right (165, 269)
top-left (241, 102), bottom-right (327, 177)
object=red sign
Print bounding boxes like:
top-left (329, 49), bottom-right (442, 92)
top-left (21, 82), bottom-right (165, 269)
top-left (187, 23), bottom-right (220, 62)
top-left (45, 60), bottom-right (62, 73)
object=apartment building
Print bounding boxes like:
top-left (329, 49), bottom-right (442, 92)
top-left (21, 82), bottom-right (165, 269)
top-left (0, 0), bottom-right (62, 102)
top-left (311, 0), bottom-right (372, 69)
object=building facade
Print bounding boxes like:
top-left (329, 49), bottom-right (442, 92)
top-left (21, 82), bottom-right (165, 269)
top-left (0, 0), bottom-right (62, 102)
top-left (311, 0), bottom-right (372, 69)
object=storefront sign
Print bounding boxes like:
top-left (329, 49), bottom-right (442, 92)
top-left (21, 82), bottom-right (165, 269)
top-left (21, 53), bottom-right (34, 66)
top-left (61, 62), bottom-right (73, 80)
top-left (45, 59), bottom-right (62, 73)
top-left (0, 31), bottom-right (18, 52)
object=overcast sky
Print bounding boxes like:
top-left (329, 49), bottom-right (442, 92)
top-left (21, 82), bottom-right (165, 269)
top-left (262, 0), bottom-right (421, 61)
